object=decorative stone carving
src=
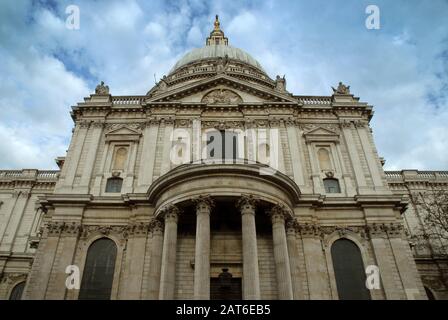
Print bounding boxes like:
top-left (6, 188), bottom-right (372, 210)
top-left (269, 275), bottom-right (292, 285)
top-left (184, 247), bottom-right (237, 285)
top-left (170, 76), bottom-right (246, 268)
top-left (158, 204), bottom-right (181, 222)
top-left (91, 121), bottom-right (105, 129)
top-left (127, 222), bottom-right (150, 237)
top-left (157, 76), bottom-right (168, 92)
top-left (325, 171), bottom-right (335, 178)
top-left (268, 203), bottom-right (292, 223)
top-left (339, 120), bottom-right (353, 129)
top-left (80, 225), bottom-right (130, 240)
top-left (286, 219), bottom-right (300, 235)
top-left (275, 75), bottom-right (287, 92)
top-left (78, 120), bottom-right (91, 129)
top-left (216, 54), bottom-right (230, 74)
top-left (46, 221), bottom-right (64, 237)
top-left (149, 218), bottom-right (164, 234)
top-left (366, 223), bottom-right (404, 239)
top-left (105, 123), bottom-right (144, 132)
top-left (161, 118), bottom-right (175, 126)
top-left (0, 273), bottom-right (27, 285)
top-left (192, 195), bottom-right (215, 212)
top-left (320, 225), bottom-right (368, 240)
top-left (332, 82), bottom-right (350, 95)
top-left (300, 123), bottom-right (341, 133)
top-left (202, 120), bottom-right (244, 130)
top-left (353, 120), bottom-right (367, 128)
top-left (62, 222), bottom-right (82, 236)
top-left (298, 223), bottom-right (320, 238)
top-left (95, 81), bottom-right (109, 95)
top-left (201, 89), bottom-right (243, 104)
top-left (236, 195), bottom-right (259, 213)
top-left (175, 119), bottom-right (192, 128)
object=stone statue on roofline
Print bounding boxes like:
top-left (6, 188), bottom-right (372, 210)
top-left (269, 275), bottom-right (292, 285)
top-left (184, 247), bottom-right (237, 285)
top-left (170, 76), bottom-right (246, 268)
top-left (332, 81), bottom-right (351, 95)
top-left (275, 75), bottom-right (287, 92)
top-left (95, 81), bottom-right (109, 95)
top-left (216, 54), bottom-right (230, 74)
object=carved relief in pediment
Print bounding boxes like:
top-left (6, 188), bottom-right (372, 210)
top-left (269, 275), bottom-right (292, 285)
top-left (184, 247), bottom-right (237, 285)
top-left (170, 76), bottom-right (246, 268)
top-left (201, 89), bottom-right (243, 104)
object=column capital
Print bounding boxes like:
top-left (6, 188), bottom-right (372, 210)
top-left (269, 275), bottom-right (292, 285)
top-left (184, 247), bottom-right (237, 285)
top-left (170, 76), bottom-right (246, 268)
top-left (236, 195), bottom-right (259, 215)
top-left (149, 218), bottom-right (164, 234)
top-left (159, 204), bottom-right (181, 223)
top-left (267, 204), bottom-right (291, 225)
top-left (286, 218), bottom-right (299, 235)
top-left (192, 195), bottom-right (215, 214)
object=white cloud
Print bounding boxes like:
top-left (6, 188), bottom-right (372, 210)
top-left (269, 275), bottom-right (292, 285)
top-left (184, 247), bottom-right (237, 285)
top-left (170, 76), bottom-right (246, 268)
top-left (0, 0), bottom-right (447, 171)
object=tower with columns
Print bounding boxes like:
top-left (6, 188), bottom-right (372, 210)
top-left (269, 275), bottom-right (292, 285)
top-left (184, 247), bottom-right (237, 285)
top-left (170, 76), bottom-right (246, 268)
top-left (1, 16), bottom-right (444, 300)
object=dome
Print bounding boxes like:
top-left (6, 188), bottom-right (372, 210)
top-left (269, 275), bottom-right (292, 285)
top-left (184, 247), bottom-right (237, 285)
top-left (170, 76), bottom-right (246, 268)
top-left (168, 15), bottom-right (265, 75)
top-left (169, 45), bottom-right (265, 74)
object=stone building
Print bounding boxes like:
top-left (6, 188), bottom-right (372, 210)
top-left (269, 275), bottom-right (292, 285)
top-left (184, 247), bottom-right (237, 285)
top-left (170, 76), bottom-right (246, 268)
top-left (0, 16), bottom-right (447, 300)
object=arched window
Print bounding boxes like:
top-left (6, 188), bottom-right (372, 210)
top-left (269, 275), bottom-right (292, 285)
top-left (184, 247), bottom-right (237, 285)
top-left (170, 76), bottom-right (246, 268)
top-left (317, 148), bottom-right (332, 171)
top-left (105, 177), bottom-right (123, 193)
top-left (9, 281), bottom-right (25, 300)
top-left (424, 286), bottom-right (436, 300)
top-left (112, 147), bottom-right (128, 170)
top-left (331, 239), bottom-right (371, 300)
top-left (324, 178), bottom-right (341, 193)
top-left (79, 238), bottom-right (117, 300)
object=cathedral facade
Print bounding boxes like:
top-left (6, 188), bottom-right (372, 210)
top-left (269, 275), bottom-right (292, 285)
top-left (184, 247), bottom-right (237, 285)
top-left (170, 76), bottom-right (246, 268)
top-left (0, 17), bottom-right (447, 300)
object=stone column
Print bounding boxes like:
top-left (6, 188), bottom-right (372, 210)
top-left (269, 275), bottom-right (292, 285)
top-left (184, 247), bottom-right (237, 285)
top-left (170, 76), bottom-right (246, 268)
top-left (300, 223), bottom-right (331, 299)
top-left (45, 222), bottom-right (81, 300)
top-left (23, 221), bottom-right (63, 299)
top-left (147, 219), bottom-right (164, 299)
top-left (236, 195), bottom-right (260, 300)
top-left (340, 121), bottom-right (368, 192)
top-left (160, 119), bottom-right (175, 175)
top-left (136, 119), bottom-right (159, 192)
top-left (57, 121), bottom-right (89, 191)
top-left (193, 196), bottom-right (214, 300)
top-left (286, 219), bottom-right (303, 299)
top-left (159, 204), bottom-right (180, 300)
top-left (79, 121), bottom-right (104, 192)
top-left (269, 205), bottom-right (293, 300)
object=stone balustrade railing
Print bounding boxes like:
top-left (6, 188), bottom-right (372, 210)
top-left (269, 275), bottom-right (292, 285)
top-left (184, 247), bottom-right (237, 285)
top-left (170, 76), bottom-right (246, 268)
top-left (297, 96), bottom-right (332, 105)
top-left (112, 96), bottom-right (145, 105)
top-left (385, 170), bottom-right (448, 182)
top-left (0, 169), bottom-right (59, 181)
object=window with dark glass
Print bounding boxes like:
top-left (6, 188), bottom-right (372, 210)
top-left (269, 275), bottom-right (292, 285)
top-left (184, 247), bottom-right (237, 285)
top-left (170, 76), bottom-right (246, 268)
top-left (105, 177), bottom-right (123, 193)
top-left (323, 178), bottom-right (341, 193)
top-left (9, 281), bottom-right (25, 300)
top-left (331, 239), bottom-right (371, 300)
top-left (79, 238), bottom-right (117, 300)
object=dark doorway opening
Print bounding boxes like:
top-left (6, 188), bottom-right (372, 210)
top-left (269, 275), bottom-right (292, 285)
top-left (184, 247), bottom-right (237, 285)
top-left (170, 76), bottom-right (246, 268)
top-left (210, 268), bottom-right (242, 300)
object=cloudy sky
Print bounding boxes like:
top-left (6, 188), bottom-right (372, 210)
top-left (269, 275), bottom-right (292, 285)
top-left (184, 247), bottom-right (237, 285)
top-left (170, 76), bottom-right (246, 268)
top-left (0, 0), bottom-right (447, 170)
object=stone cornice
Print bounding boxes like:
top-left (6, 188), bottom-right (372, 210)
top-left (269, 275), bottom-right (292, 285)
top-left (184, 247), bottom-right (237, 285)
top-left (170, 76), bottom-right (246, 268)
top-left (286, 221), bottom-right (406, 240)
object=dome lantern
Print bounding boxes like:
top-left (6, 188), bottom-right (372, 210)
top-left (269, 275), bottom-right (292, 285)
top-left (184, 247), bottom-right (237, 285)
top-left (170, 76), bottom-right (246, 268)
top-left (206, 15), bottom-right (228, 46)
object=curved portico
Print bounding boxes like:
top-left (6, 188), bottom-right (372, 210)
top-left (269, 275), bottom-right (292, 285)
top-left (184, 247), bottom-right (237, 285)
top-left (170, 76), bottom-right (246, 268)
top-left (148, 163), bottom-right (299, 300)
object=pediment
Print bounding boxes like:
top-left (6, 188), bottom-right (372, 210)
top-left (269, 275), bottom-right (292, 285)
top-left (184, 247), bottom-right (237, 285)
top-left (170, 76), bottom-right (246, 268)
top-left (303, 126), bottom-right (340, 143)
top-left (146, 74), bottom-right (298, 105)
top-left (105, 126), bottom-right (141, 142)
